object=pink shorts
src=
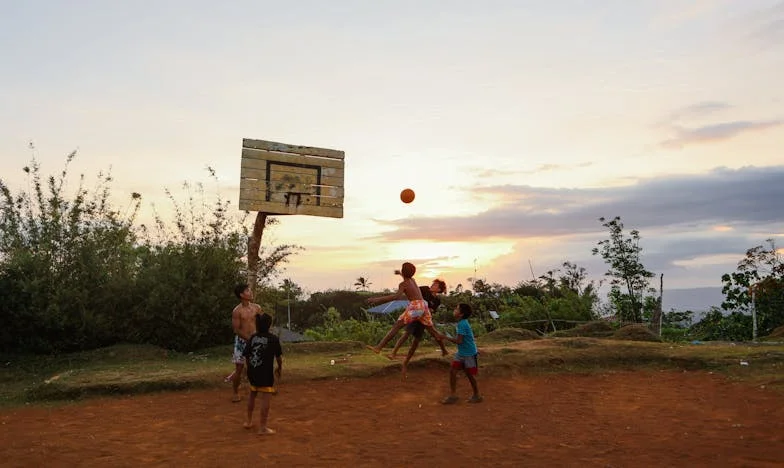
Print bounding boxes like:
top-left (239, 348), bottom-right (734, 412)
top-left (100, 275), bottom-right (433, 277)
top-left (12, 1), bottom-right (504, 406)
top-left (397, 300), bottom-right (432, 327)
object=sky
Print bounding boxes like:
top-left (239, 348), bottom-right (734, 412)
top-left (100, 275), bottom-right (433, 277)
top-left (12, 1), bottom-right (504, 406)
top-left (1, 0), bottom-right (783, 297)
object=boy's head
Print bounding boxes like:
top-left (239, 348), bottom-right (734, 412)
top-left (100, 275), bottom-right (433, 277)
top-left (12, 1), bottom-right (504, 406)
top-left (255, 313), bottom-right (273, 333)
top-left (406, 321), bottom-right (425, 340)
top-left (234, 283), bottom-right (251, 300)
top-left (454, 303), bottom-right (472, 320)
top-left (400, 262), bottom-right (416, 279)
top-left (430, 279), bottom-right (446, 294)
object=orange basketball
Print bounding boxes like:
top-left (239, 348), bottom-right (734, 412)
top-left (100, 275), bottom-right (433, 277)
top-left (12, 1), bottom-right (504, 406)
top-left (400, 188), bottom-right (415, 204)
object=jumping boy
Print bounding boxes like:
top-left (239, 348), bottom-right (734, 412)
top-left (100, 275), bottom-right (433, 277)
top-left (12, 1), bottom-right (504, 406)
top-left (388, 279), bottom-right (447, 360)
top-left (399, 321), bottom-right (425, 379)
top-left (242, 313), bottom-right (283, 435)
top-left (441, 303), bottom-right (482, 404)
top-left (366, 263), bottom-right (448, 357)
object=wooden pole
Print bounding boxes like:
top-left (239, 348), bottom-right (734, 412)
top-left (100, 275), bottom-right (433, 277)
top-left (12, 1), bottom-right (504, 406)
top-left (247, 212), bottom-right (268, 295)
top-left (751, 287), bottom-right (757, 342)
top-left (658, 273), bottom-right (664, 336)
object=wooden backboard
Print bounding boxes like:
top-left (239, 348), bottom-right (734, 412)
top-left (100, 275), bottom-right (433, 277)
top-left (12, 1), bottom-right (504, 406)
top-left (239, 138), bottom-right (345, 218)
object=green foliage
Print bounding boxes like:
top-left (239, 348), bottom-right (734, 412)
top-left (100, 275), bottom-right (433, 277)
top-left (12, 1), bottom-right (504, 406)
top-left (689, 308), bottom-right (753, 342)
top-left (304, 307), bottom-right (393, 343)
top-left (0, 153), bottom-right (140, 352)
top-left (592, 216), bottom-right (654, 322)
top-left (720, 239), bottom-right (784, 336)
top-left (660, 327), bottom-right (689, 342)
top-left (295, 289), bottom-right (374, 329)
top-left (0, 154), bottom-right (300, 353)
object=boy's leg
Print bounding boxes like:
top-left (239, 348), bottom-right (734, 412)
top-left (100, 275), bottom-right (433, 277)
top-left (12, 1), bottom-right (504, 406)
top-left (440, 366), bottom-right (460, 404)
top-left (401, 337), bottom-right (421, 380)
top-left (425, 325), bottom-right (449, 356)
top-left (232, 362), bottom-right (244, 402)
top-left (465, 355), bottom-right (482, 402)
top-left (258, 392), bottom-right (276, 435)
top-left (390, 331), bottom-right (410, 359)
top-left (466, 372), bottom-right (481, 400)
top-left (368, 320), bottom-right (405, 353)
top-left (244, 391), bottom-right (257, 428)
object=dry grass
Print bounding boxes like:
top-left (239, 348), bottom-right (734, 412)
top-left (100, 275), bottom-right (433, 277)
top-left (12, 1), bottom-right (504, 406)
top-left (611, 324), bottom-right (662, 342)
top-left (2, 338), bottom-right (783, 406)
top-left (482, 328), bottom-right (541, 343)
top-left (549, 321), bottom-right (615, 338)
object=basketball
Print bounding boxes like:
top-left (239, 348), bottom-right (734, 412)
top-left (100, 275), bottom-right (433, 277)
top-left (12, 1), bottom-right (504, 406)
top-left (400, 188), bottom-right (415, 204)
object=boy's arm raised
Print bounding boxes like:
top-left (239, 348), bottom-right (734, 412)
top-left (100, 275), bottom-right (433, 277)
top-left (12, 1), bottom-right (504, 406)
top-left (367, 283), bottom-right (406, 305)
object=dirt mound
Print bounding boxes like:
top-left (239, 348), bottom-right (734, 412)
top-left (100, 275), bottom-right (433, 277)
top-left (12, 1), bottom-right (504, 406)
top-left (284, 341), bottom-right (365, 354)
top-left (765, 325), bottom-right (784, 339)
top-left (550, 321), bottom-right (615, 338)
top-left (481, 328), bottom-right (541, 343)
top-left (612, 324), bottom-right (661, 342)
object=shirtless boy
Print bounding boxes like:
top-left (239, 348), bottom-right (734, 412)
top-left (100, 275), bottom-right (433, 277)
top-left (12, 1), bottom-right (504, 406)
top-left (366, 263), bottom-right (448, 368)
top-left (229, 283), bottom-right (262, 402)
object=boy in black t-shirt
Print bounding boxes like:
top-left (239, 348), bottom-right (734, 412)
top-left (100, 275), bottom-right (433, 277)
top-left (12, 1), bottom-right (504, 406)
top-left (242, 313), bottom-right (283, 435)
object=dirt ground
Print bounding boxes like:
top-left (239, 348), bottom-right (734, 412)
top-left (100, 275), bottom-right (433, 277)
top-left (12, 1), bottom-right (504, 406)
top-left (2, 367), bottom-right (783, 467)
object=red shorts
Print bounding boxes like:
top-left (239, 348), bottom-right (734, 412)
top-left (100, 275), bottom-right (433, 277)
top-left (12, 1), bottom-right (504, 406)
top-left (451, 354), bottom-right (478, 375)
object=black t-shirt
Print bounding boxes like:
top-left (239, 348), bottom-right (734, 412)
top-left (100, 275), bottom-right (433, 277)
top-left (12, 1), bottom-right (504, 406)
top-left (242, 332), bottom-right (283, 388)
top-left (420, 286), bottom-right (441, 312)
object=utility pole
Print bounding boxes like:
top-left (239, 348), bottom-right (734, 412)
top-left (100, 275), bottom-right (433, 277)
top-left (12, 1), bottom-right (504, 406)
top-left (286, 279), bottom-right (291, 330)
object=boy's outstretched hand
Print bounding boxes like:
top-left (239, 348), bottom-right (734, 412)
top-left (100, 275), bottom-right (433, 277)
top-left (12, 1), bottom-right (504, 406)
top-left (275, 367), bottom-right (282, 379)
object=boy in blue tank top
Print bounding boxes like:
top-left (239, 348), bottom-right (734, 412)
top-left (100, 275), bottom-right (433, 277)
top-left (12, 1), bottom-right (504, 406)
top-left (441, 303), bottom-right (482, 404)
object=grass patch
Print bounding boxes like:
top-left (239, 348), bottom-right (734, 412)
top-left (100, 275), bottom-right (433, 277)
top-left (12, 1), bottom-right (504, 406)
top-left (611, 324), bottom-right (662, 342)
top-left (2, 339), bottom-right (783, 407)
top-left (549, 321), bottom-right (615, 338)
top-left (481, 328), bottom-right (541, 343)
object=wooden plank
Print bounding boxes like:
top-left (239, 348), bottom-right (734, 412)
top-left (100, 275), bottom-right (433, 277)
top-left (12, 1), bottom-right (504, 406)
top-left (242, 148), bottom-right (344, 169)
top-left (240, 163), bottom-right (344, 187)
top-left (239, 167), bottom-right (267, 180)
top-left (238, 198), bottom-right (344, 218)
top-left (240, 162), bottom-right (345, 181)
top-left (240, 179), bottom-right (344, 198)
top-left (240, 174), bottom-right (343, 190)
top-left (243, 139), bottom-right (345, 160)
top-left (239, 188), bottom-right (343, 207)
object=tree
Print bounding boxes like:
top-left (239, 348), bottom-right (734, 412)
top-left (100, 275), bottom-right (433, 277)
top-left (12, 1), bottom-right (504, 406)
top-left (558, 261), bottom-right (590, 295)
top-left (354, 276), bottom-right (372, 291)
top-left (721, 239), bottom-right (784, 337)
top-left (592, 216), bottom-right (654, 322)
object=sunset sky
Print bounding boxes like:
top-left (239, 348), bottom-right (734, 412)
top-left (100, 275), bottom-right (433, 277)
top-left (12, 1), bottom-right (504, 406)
top-left (2, 1), bottom-right (783, 296)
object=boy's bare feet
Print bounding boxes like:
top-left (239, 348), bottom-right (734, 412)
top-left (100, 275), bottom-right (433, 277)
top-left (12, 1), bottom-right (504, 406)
top-left (232, 394), bottom-right (242, 403)
top-left (243, 421), bottom-right (253, 429)
top-left (365, 345), bottom-right (381, 354)
top-left (386, 353), bottom-right (401, 361)
top-left (257, 427), bottom-right (276, 435)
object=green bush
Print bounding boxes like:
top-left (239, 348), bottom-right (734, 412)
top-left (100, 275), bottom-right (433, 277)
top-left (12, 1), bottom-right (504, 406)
top-left (0, 153), bottom-right (299, 353)
top-left (660, 327), bottom-right (689, 342)
top-left (689, 308), bottom-right (753, 342)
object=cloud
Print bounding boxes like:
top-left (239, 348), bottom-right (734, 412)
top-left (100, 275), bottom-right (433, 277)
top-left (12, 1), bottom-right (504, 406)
top-left (746, 1), bottom-right (784, 48)
top-left (663, 101), bottom-right (733, 123)
top-left (370, 165), bottom-right (784, 242)
top-left (660, 120), bottom-right (782, 149)
top-left (476, 162), bottom-right (593, 178)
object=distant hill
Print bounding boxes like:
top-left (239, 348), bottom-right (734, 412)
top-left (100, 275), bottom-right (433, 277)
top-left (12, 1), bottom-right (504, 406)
top-left (662, 287), bottom-right (724, 313)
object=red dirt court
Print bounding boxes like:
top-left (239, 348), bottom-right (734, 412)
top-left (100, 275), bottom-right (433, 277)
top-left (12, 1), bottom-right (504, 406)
top-left (2, 368), bottom-right (783, 467)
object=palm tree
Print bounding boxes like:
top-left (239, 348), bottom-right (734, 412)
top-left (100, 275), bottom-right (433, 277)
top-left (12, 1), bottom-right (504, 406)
top-left (354, 276), bottom-right (371, 291)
